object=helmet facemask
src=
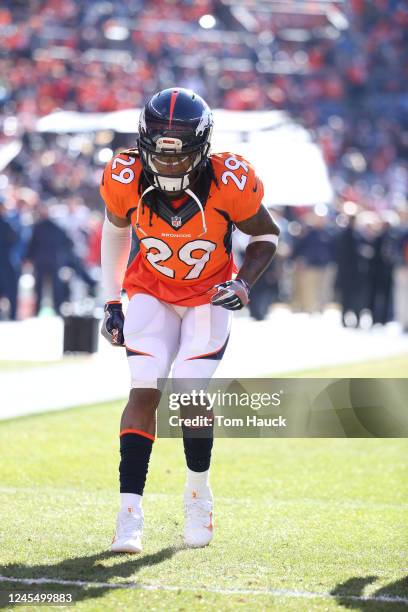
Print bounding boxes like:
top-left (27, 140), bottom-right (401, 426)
top-left (139, 133), bottom-right (211, 194)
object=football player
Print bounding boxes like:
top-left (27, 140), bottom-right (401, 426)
top-left (100, 88), bottom-right (280, 552)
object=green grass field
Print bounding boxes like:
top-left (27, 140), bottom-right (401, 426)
top-left (0, 356), bottom-right (90, 372)
top-left (275, 353), bottom-right (408, 378)
top-left (0, 394), bottom-right (407, 611)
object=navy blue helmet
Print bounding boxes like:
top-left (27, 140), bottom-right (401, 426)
top-left (137, 87), bottom-right (214, 193)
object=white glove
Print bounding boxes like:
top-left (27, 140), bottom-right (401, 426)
top-left (211, 279), bottom-right (250, 310)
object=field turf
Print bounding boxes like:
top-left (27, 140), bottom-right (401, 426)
top-left (0, 396), bottom-right (407, 610)
top-left (275, 353), bottom-right (408, 378)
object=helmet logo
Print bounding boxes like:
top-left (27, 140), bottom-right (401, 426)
top-left (196, 109), bottom-right (211, 135)
top-left (171, 216), bottom-right (182, 228)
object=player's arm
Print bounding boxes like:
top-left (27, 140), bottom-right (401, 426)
top-left (211, 204), bottom-right (280, 310)
top-left (106, 208), bottom-right (130, 228)
top-left (100, 207), bottom-right (131, 345)
top-left (235, 204), bottom-right (280, 287)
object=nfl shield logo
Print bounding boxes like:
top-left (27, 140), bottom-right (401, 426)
top-left (171, 216), bottom-right (182, 228)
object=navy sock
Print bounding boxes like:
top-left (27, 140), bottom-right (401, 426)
top-left (119, 431), bottom-right (154, 495)
top-left (182, 423), bottom-right (214, 472)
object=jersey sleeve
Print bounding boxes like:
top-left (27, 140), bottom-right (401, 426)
top-left (100, 154), bottom-right (139, 219)
top-left (231, 160), bottom-right (264, 224)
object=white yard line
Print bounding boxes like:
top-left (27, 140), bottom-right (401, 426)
top-left (0, 576), bottom-right (406, 604)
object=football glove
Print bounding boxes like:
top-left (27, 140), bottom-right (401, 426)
top-left (101, 301), bottom-right (125, 346)
top-left (211, 279), bottom-right (250, 310)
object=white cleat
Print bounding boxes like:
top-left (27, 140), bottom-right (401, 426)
top-left (184, 487), bottom-right (214, 548)
top-left (111, 507), bottom-right (143, 553)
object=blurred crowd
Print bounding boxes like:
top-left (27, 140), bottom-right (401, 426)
top-left (1, 198), bottom-right (407, 333)
top-left (0, 0), bottom-right (407, 326)
top-left (1, 0), bottom-right (407, 208)
top-left (0, 197), bottom-right (101, 320)
top-left (237, 206), bottom-right (408, 330)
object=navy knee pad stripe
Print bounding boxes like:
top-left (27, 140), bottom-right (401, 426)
top-left (186, 334), bottom-right (230, 361)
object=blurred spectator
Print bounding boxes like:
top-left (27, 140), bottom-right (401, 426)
top-left (0, 200), bottom-right (18, 319)
top-left (26, 206), bottom-right (72, 316)
top-left (393, 211), bottom-right (408, 332)
top-left (368, 221), bottom-right (396, 325)
top-left (334, 215), bottom-right (366, 327)
top-left (59, 197), bottom-right (91, 260)
top-left (291, 214), bottom-right (336, 313)
top-left (57, 197), bottom-right (97, 295)
top-left (354, 212), bottom-right (378, 316)
top-left (5, 198), bottom-right (31, 319)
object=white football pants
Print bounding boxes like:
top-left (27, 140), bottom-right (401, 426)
top-left (123, 293), bottom-right (232, 389)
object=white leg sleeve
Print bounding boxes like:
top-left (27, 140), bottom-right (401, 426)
top-left (100, 214), bottom-right (131, 302)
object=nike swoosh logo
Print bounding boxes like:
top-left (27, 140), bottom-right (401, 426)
top-left (253, 180), bottom-right (258, 193)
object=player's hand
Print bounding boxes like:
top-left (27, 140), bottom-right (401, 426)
top-left (211, 279), bottom-right (250, 310)
top-left (101, 301), bottom-right (125, 346)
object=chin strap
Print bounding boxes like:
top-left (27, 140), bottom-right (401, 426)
top-left (135, 184), bottom-right (207, 237)
top-left (135, 185), bottom-right (155, 236)
top-left (185, 188), bottom-right (207, 236)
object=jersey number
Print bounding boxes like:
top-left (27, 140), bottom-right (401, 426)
top-left (111, 156), bottom-right (136, 184)
top-left (140, 237), bottom-right (216, 280)
top-left (221, 156), bottom-right (249, 191)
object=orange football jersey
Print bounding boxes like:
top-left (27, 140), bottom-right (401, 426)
top-left (100, 151), bottom-right (264, 306)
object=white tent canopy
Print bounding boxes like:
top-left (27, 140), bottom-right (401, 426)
top-left (0, 140), bottom-right (22, 173)
top-left (36, 109), bottom-right (333, 206)
top-left (36, 108), bottom-right (290, 135)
